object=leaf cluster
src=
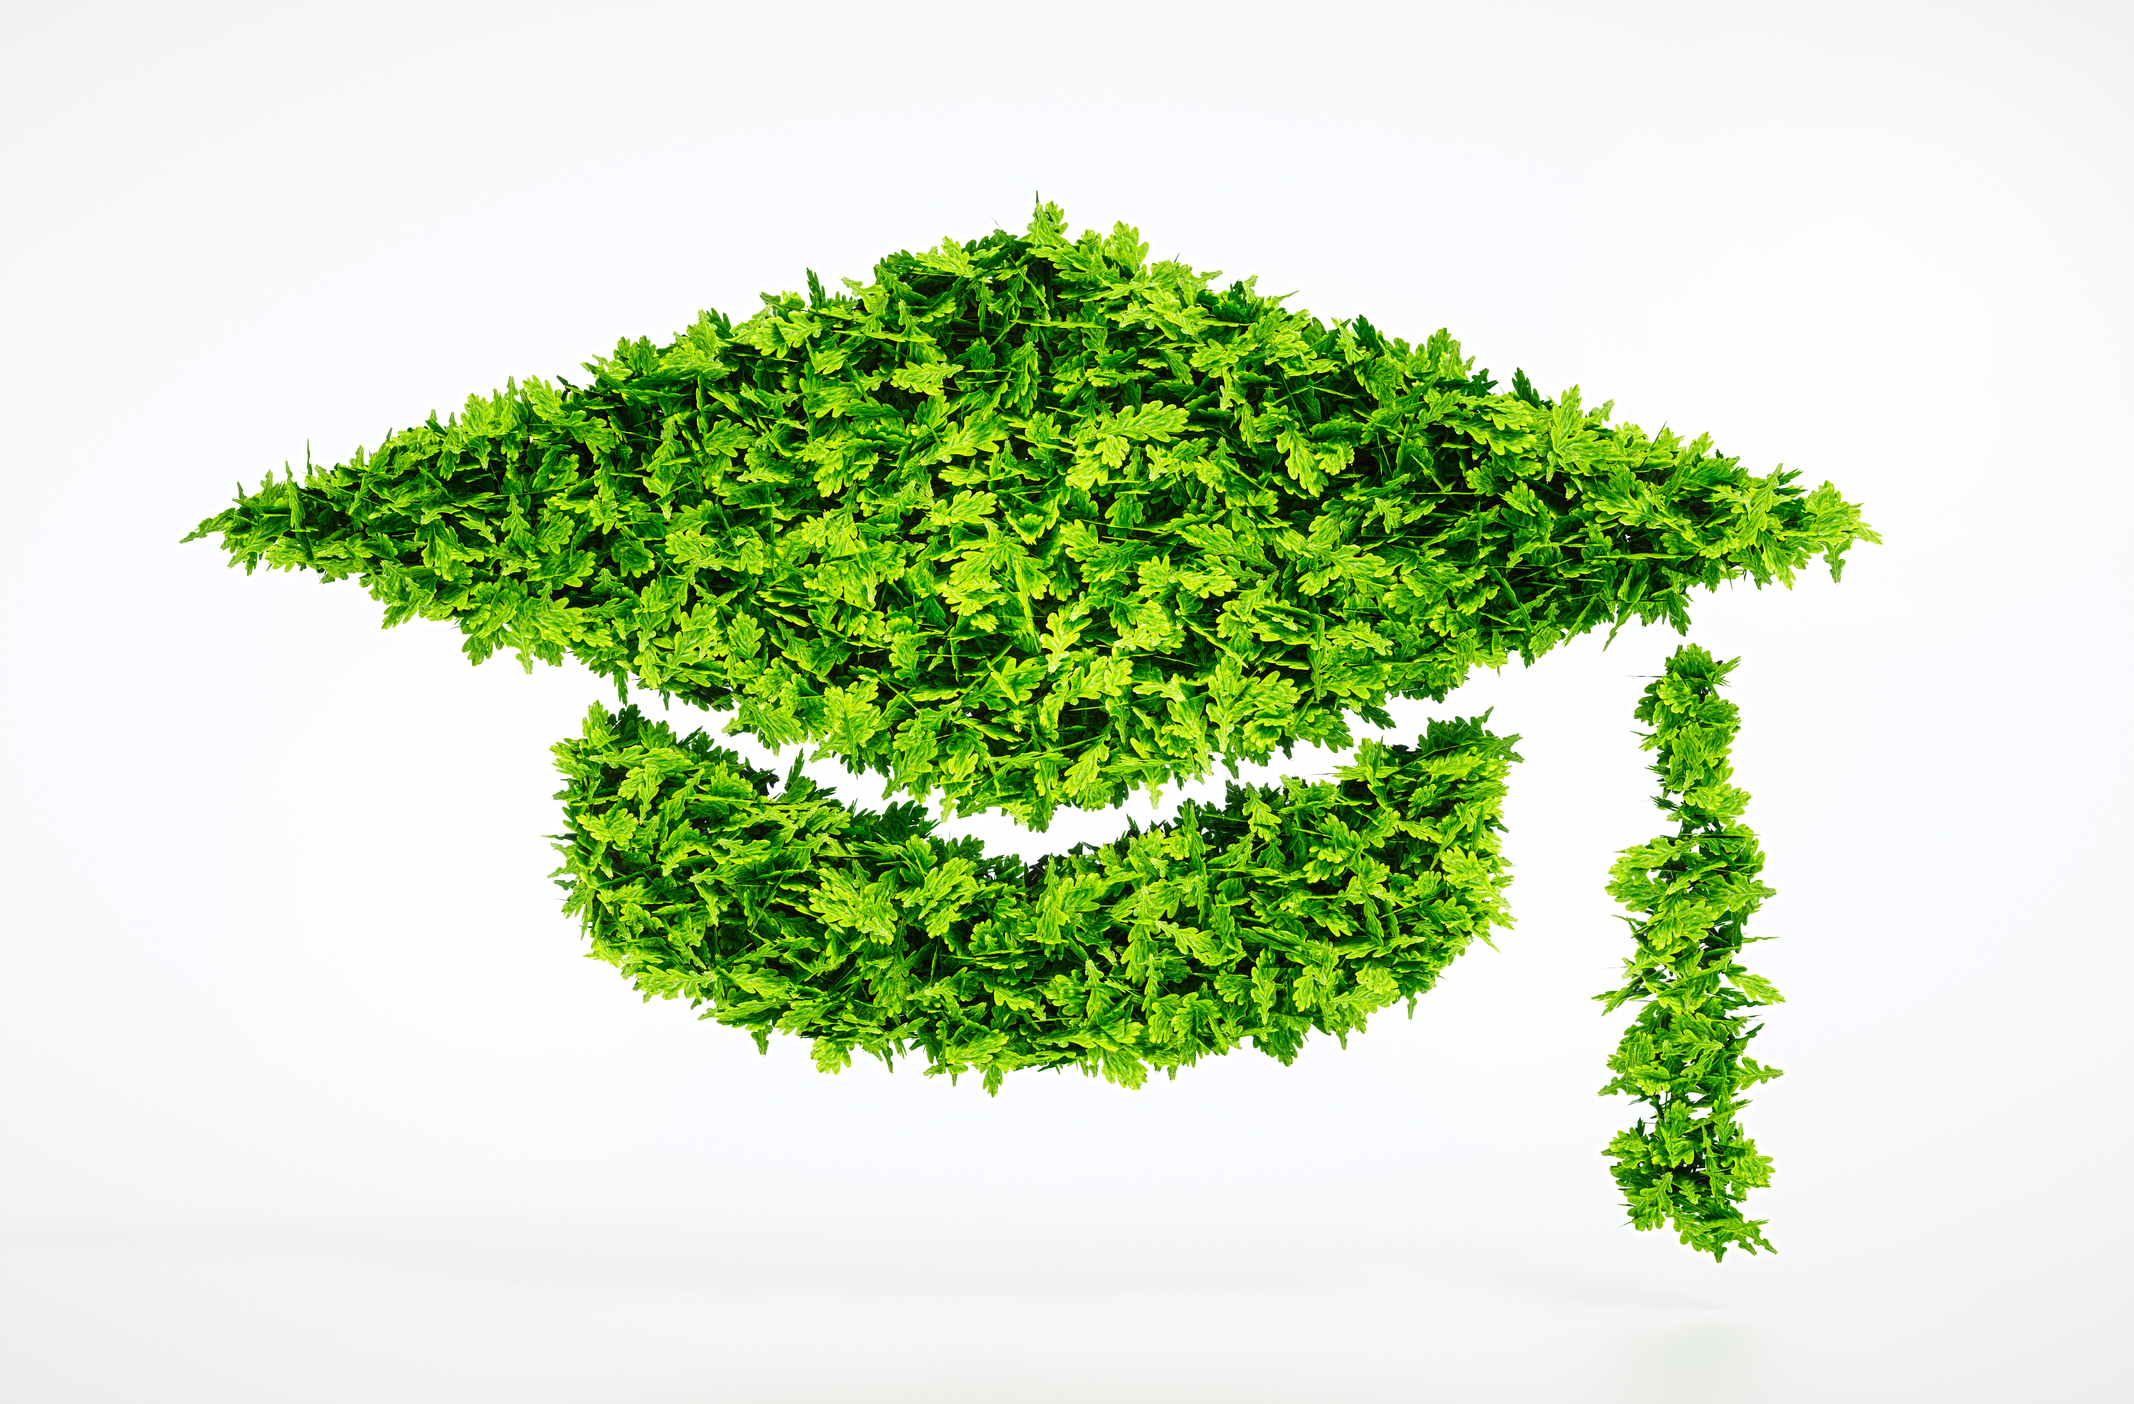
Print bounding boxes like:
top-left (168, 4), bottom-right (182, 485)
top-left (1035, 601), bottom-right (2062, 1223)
top-left (1594, 644), bottom-right (1783, 1261)
top-left (552, 703), bottom-right (1521, 1091)
top-left (183, 199), bottom-right (1878, 831)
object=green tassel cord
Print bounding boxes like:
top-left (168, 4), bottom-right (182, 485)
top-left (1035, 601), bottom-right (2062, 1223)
top-left (1597, 645), bottom-right (1784, 1261)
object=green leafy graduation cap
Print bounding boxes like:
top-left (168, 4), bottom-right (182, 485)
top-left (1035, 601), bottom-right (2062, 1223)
top-left (187, 200), bottom-right (1876, 1259)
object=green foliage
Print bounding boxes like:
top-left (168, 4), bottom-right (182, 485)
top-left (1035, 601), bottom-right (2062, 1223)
top-left (183, 201), bottom-right (1871, 1252)
top-left (552, 701), bottom-right (1520, 1091)
top-left (1595, 644), bottom-right (1782, 1261)
top-left (183, 197), bottom-right (1877, 833)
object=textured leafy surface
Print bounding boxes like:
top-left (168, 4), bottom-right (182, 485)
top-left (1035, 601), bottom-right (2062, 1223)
top-left (184, 199), bottom-right (1876, 832)
top-left (554, 704), bottom-right (1518, 1090)
top-left (1596, 645), bottom-right (1783, 1261)
top-left (184, 201), bottom-right (1873, 1251)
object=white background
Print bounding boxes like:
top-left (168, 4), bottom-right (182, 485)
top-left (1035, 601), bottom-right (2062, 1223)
top-left (2, 2), bottom-right (2128, 1399)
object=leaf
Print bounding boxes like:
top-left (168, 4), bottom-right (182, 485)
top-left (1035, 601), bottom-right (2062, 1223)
top-left (890, 361), bottom-right (959, 398)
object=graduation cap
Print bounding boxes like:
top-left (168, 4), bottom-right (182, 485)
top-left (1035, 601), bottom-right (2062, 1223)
top-left (187, 200), bottom-right (1876, 1259)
